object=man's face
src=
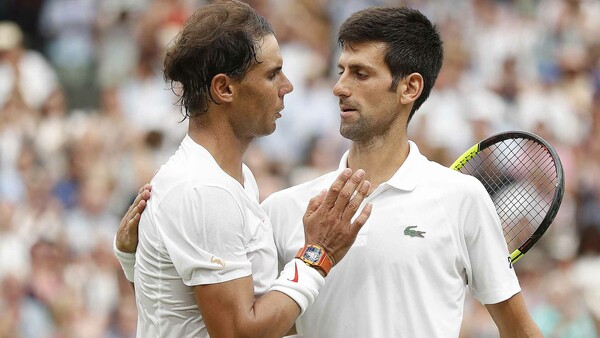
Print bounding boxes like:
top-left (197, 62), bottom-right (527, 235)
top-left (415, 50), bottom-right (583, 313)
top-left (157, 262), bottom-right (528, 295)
top-left (232, 34), bottom-right (293, 138)
top-left (333, 41), bottom-right (402, 143)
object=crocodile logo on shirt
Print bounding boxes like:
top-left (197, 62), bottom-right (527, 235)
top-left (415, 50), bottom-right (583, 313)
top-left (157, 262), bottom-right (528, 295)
top-left (404, 226), bottom-right (426, 238)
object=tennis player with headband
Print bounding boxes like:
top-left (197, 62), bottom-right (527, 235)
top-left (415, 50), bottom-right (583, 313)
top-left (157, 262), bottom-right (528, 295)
top-left (113, 1), bottom-right (372, 337)
top-left (116, 4), bottom-right (542, 338)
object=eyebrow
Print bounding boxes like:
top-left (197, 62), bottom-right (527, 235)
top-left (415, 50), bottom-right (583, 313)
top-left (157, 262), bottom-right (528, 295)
top-left (338, 63), bottom-right (376, 72)
top-left (265, 65), bottom-right (283, 75)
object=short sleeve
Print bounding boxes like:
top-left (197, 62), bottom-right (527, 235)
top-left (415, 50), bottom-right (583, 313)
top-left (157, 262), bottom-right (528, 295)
top-left (462, 180), bottom-right (521, 304)
top-left (154, 183), bottom-right (252, 286)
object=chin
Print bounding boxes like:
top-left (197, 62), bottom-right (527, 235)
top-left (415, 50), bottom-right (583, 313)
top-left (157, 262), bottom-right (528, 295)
top-left (257, 124), bottom-right (277, 137)
top-left (340, 126), bottom-right (364, 142)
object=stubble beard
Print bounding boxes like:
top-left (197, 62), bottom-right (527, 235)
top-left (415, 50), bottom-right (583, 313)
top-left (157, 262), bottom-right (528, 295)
top-left (340, 113), bottom-right (396, 144)
top-left (340, 118), bottom-right (370, 142)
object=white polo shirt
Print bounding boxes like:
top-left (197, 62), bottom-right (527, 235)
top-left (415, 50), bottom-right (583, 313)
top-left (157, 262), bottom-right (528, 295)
top-left (134, 135), bottom-right (278, 338)
top-left (262, 141), bottom-right (520, 338)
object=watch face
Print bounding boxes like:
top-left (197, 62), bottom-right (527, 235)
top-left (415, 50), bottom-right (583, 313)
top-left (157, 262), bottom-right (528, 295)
top-left (304, 246), bottom-right (323, 263)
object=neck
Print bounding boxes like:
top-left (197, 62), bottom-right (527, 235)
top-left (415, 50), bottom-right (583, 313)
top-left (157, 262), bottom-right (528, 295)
top-left (347, 131), bottom-right (410, 194)
top-left (187, 116), bottom-right (252, 185)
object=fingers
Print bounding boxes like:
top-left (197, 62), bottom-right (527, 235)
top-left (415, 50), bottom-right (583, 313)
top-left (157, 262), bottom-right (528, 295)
top-left (116, 185), bottom-right (150, 253)
top-left (321, 169), bottom-right (352, 209)
top-left (350, 202), bottom-right (373, 236)
top-left (132, 198), bottom-right (147, 221)
top-left (341, 179), bottom-right (370, 223)
top-left (304, 190), bottom-right (327, 219)
top-left (127, 211), bottom-right (141, 235)
top-left (136, 193), bottom-right (149, 213)
top-left (138, 183), bottom-right (152, 194)
top-left (128, 186), bottom-right (151, 216)
top-left (333, 169), bottom-right (366, 214)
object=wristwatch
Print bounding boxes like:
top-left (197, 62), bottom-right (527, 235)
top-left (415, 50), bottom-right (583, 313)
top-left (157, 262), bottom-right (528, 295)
top-left (295, 244), bottom-right (334, 276)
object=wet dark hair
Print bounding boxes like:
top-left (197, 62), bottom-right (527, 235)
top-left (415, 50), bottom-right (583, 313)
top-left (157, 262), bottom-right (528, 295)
top-left (338, 7), bottom-right (443, 122)
top-left (163, 0), bottom-right (273, 118)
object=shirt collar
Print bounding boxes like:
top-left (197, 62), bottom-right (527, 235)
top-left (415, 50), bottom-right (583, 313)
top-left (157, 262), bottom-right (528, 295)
top-left (337, 141), bottom-right (423, 192)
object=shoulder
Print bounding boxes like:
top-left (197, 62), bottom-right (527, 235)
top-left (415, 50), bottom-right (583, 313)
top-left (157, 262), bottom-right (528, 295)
top-left (419, 158), bottom-right (486, 197)
top-left (151, 166), bottom-right (245, 216)
top-left (153, 180), bottom-right (243, 212)
top-left (153, 148), bottom-right (245, 201)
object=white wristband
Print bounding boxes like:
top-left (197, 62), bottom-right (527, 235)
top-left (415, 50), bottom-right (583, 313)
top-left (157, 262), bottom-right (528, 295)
top-left (268, 259), bottom-right (325, 315)
top-left (113, 236), bottom-right (136, 282)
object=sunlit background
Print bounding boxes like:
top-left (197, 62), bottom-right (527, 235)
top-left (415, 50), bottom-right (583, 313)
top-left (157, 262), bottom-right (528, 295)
top-left (0, 0), bottom-right (599, 337)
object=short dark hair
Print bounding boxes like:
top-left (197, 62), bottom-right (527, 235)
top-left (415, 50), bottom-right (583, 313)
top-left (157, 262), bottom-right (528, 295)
top-left (164, 0), bottom-right (273, 118)
top-left (338, 7), bottom-right (443, 122)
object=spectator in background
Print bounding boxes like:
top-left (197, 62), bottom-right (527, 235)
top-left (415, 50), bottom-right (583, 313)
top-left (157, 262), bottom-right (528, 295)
top-left (95, 2), bottom-right (145, 90)
top-left (0, 21), bottom-right (60, 204)
top-left (0, 0), bottom-right (45, 52)
top-left (39, 0), bottom-right (97, 108)
top-left (65, 171), bottom-right (119, 257)
top-left (0, 201), bottom-right (29, 283)
top-left (0, 21), bottom-right (58, 112)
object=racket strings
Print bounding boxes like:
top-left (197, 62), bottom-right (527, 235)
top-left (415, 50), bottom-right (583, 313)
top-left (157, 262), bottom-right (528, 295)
top-left (459, 138), bottom-right (559, 252)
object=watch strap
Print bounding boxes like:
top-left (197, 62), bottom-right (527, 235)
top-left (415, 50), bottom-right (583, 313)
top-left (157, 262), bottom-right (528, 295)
top-left (295, 244), bottom-right (334, 276)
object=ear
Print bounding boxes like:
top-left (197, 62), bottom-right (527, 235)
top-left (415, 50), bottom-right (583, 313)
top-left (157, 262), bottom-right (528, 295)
top-left (398, 72), bottom-right (424, 106)
top-left (210, 74), bottom-right (234, 103)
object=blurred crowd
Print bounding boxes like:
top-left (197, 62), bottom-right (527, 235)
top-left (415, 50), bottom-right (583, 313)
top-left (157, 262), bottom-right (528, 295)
top-left (0, 0), bottom-right (599, 337)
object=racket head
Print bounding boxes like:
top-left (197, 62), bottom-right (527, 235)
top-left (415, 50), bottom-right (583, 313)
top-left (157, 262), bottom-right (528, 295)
top-left (451, 131), bottom-right (565, 263)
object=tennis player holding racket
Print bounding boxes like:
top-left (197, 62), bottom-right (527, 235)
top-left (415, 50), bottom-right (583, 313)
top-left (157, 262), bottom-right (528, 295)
top-left (262, 7), bottom-right (542, 337)
top-left (117, 5), bottom-right (544, 338)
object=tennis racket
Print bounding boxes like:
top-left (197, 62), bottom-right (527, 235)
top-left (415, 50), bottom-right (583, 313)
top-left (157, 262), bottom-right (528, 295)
top-left (450, 131), bottom-right (564, 264)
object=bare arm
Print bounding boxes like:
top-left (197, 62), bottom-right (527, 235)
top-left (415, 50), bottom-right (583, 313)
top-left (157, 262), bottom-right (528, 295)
top-left (485, 292), bottom-right (542, 338)
top-left (193, 169), bottom-right (371, 338)
top-left (194, 277), bottom-right (300, 338)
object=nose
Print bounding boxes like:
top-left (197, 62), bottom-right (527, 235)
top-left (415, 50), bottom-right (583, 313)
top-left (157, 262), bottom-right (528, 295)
top-left (333, 76), bottom-right (349, 98)
top-left (280, 73), bottom-right (294, 97)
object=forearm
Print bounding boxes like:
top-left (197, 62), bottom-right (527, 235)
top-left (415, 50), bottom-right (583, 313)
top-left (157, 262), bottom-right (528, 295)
top-left (496, 316), bottom-right (542, 338)
top-left (236, 290), bottom-right (300, 338)
top-left (498, 328), bottom-right (542, 338)
top-left (197, 260), bottom-right (324, 338)
top-left (486, 293), bottom-right (542, 338)
top-left (195, 283), bottom-right (300, 338)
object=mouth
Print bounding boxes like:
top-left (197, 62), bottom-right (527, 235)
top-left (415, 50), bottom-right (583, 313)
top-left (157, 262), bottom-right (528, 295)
top-left (339, 105), bottom-right (357, 118)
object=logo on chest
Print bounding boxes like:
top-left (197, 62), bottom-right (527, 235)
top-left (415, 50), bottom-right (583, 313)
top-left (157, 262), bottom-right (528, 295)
top-left (404, 225), bottom-right (426, 238)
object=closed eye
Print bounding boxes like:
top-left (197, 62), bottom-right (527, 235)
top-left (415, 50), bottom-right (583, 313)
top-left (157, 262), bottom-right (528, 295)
top-left (355, 72), bottom-right (368, 80)
top-left (268, 67), bottom-right (283, 80)
top-left (338, 67), bottom-right (369, 80)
